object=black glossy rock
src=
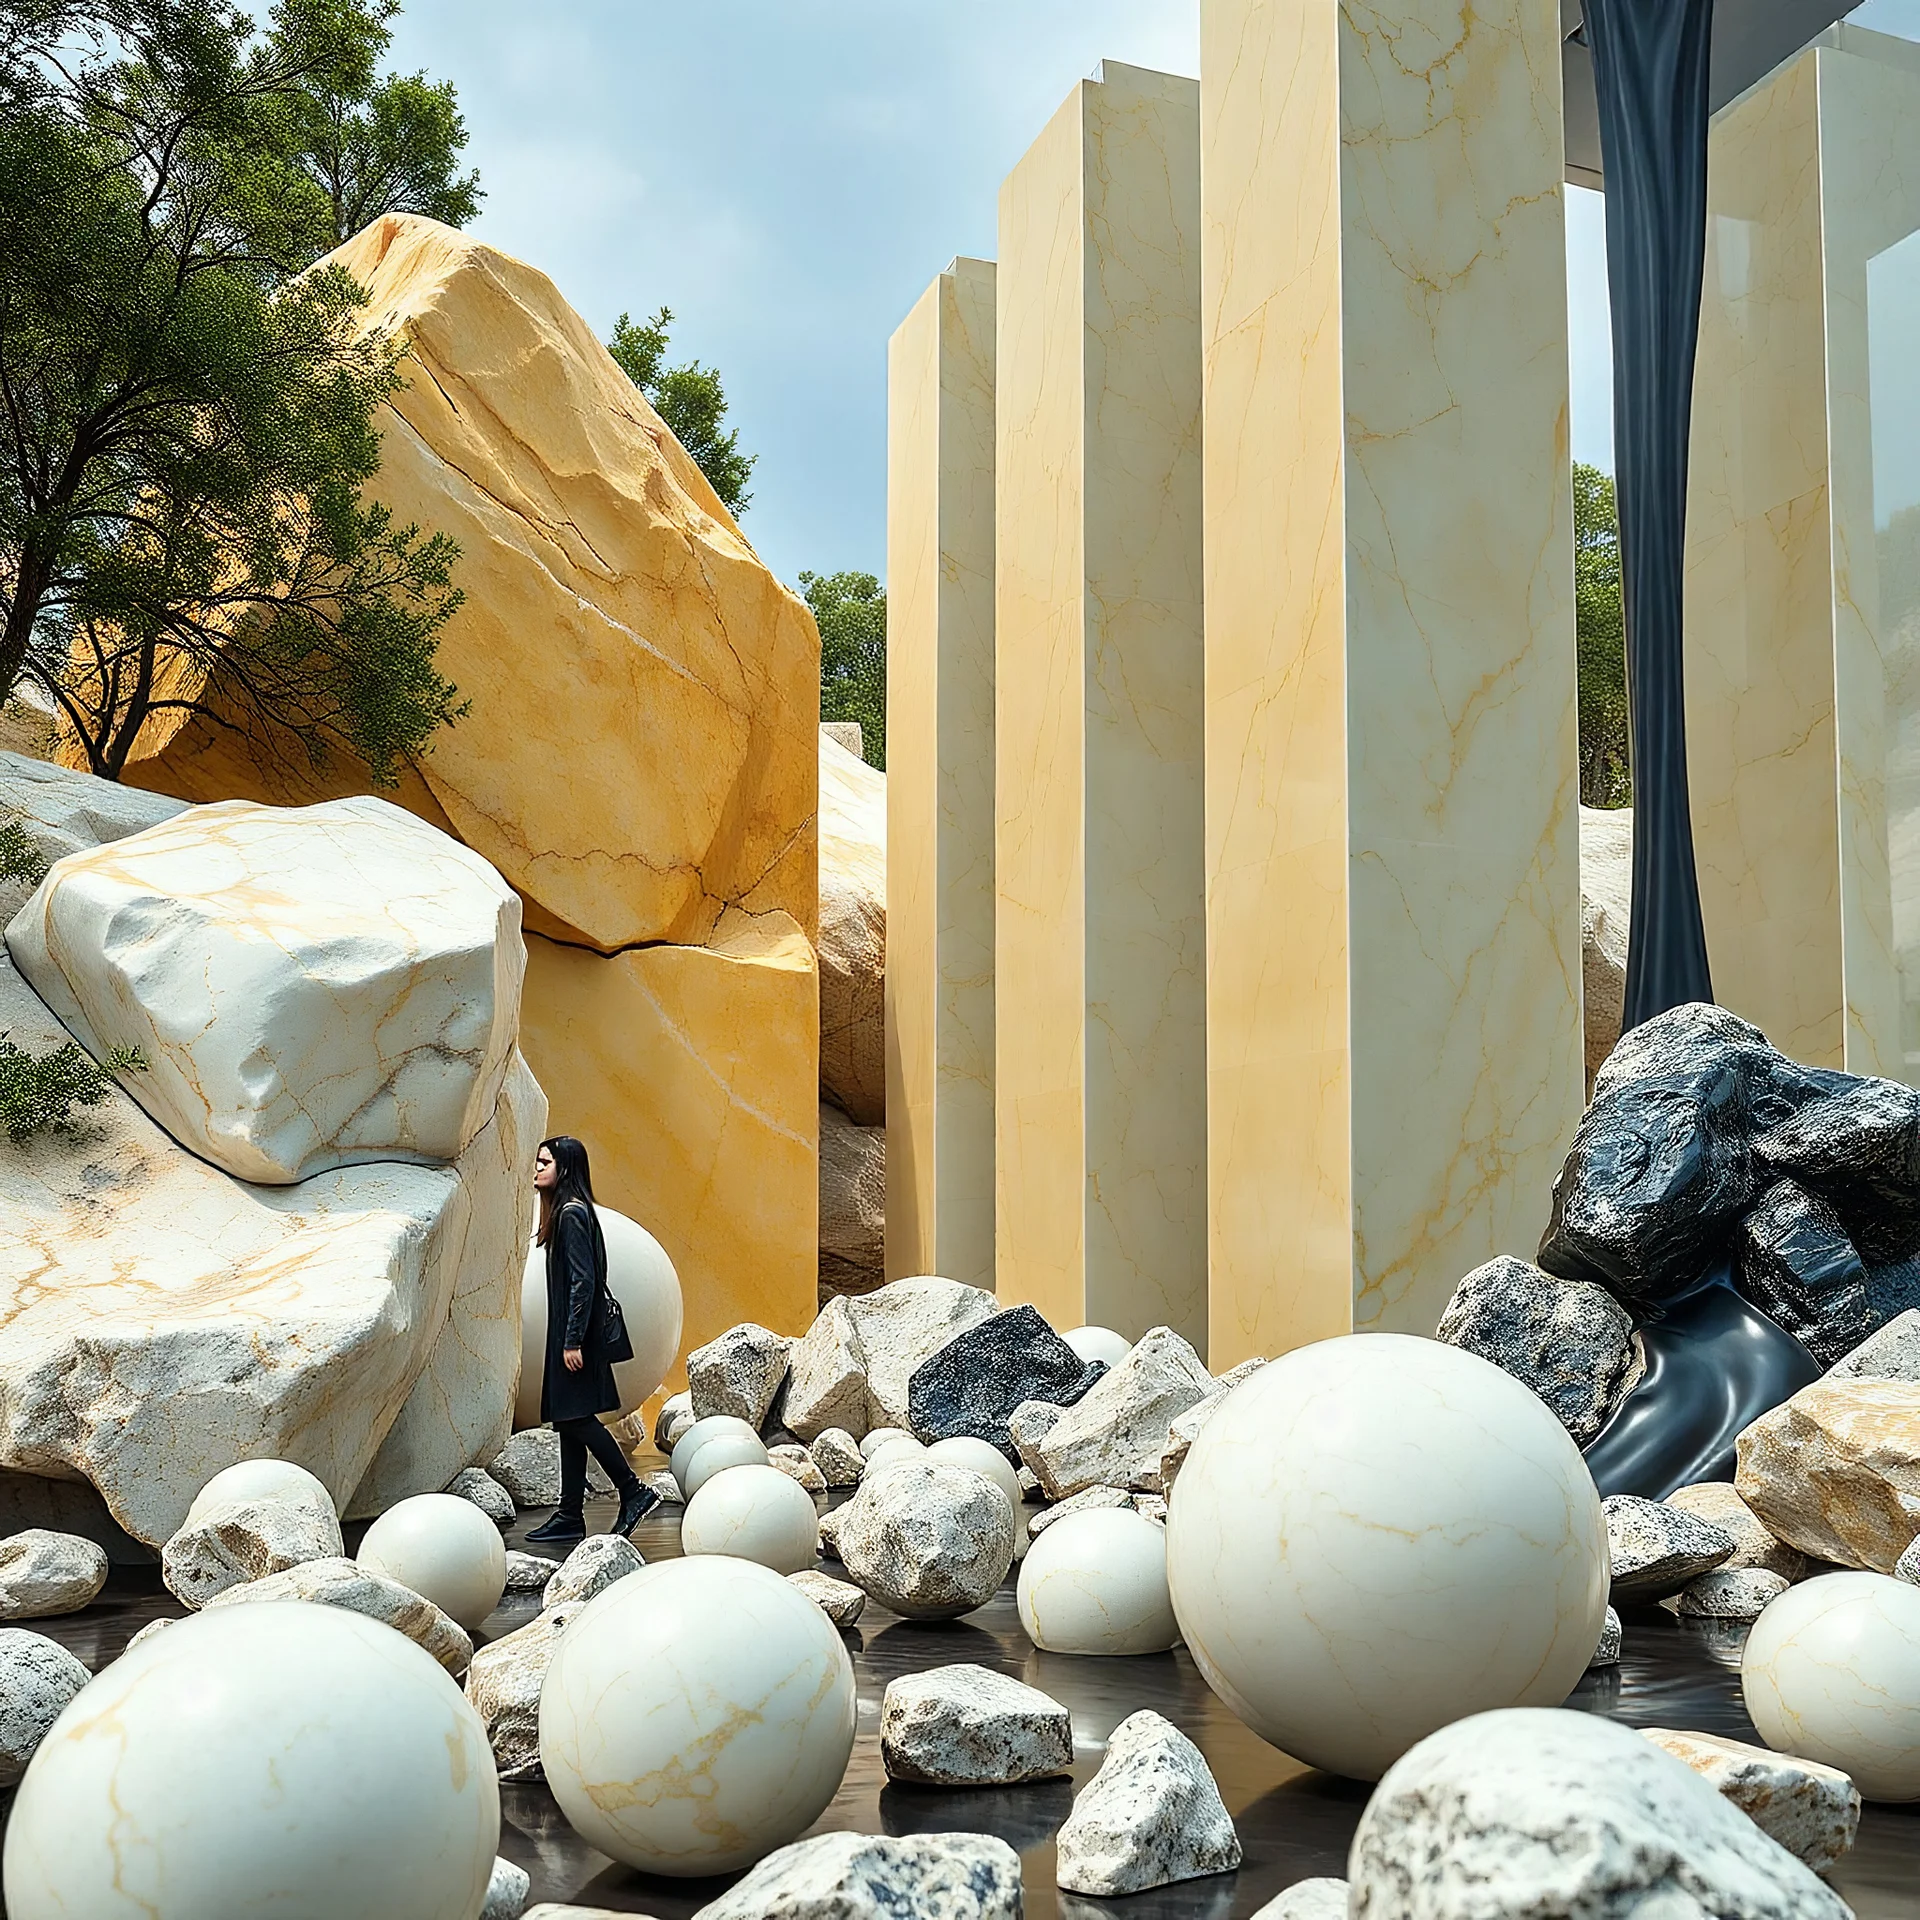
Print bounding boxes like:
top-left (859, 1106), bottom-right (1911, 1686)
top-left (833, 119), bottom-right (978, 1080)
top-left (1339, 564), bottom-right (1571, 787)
top-left (906, 1305), bottom-right (1105, 1460)
top-left (1754, 1075), bottom-right (1920, 1263)
top-left (1736, 1179), bottom-right (1875, 1369)
top-left (1593, 1001), bottom-right (1841, 1132)
top-left (1867, 1252), bottom-right (1920, 1331)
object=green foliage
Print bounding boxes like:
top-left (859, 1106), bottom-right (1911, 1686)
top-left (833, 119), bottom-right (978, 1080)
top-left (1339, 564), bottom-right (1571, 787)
top-left (1575, 462), bottom-right (1630, 809)
top-left (803, 570), bottom-right (885, 770)
top-left (0, 1033), bottom-right (147, 1144)
top-left (608, 308), bottom-right (757, 518)
top-left (0, 814), bottom-right (45, 888)
top-left (0, 0), bottom-right (469, 782)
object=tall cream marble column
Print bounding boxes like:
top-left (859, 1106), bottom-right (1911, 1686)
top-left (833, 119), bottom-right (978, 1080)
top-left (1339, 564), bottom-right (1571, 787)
top-left (1200, 0), bottom-right (1583, 1367)
top-left (1685, 26), bottom-right (1920, 1083)
top-left (994, 62), bottom-right (1208, 1349)
top-left (884, 258), bottom-right (997, 1290)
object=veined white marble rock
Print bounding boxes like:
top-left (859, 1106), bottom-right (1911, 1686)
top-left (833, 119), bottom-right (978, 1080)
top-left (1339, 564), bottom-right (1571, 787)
top-left (1018, 1509), bottom-right (1178, 1655)
top-left (202, 1555), bottom-right (472, 1675)
top-left (834, 1459), bottom-right (1015, 1620)
top-left (540, 1535), bottom-right (644, 1611)
top-left (161, 1496), bottom-right (344, 1609)
top-left (1023, 1325), bottom-right (1214, 1499)
top-left (809, 1428), bottom-right (865, 1487)
top-left (8, 796), bottom-right (523, 1184)
top-left (1641, 1728), bottom-right (1861, 1874)
top-left (0, 1630), bottom-right (89, 1786)
top-left (695, 1831), bottom-right (1022, 1920)
top-left (688, 1321), bottom-right (793, 1428)
top-left (1055, 1709), bottom-right (1242, 1896)
top-left (0, 1529), bottom-right (108, 1620)
top-left (680, 1425), bottom-right (770, 1498)
top-left (880, 1662), bottom-right (1072, 1785)
top-left (1349, 1708), bottom-right (1847, 1919)
top-left (859, 1424), bottom-right (914, 1460)
top-left (185, 1458), bottom-right (334, 1526)
top-left (787, 1567), bottom-right (865, 1626)
top-left (464, 1602), bottom-right (581, 1780)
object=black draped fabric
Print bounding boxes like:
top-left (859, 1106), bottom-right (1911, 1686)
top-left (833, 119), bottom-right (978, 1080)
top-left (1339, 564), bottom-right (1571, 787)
top-left (1584, 0), bottom-right (1717, 1028)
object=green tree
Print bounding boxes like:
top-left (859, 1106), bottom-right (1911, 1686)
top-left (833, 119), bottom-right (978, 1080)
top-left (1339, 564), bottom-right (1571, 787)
top-left (1575, 462), bottom-right (1630, 809)
top-left (803, 570), bottom-right (885, 770)
top-left (608, 307), bottom-right (756, 518)
top-left (0, 0), bottom-right (468, 782)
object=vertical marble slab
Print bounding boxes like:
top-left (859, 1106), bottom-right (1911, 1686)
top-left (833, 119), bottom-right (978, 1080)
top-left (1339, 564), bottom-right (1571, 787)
top-left (995, 63), bottom-right (1208, 1348)
top-left (884, 258), bottom-right (998, 1290)
top-left (1200, 0), bottom-right (1583, 1365)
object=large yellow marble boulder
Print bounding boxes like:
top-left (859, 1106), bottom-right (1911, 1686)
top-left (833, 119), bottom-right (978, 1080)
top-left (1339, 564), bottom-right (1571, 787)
top-left (819, 730), bottom-right (884, 1124)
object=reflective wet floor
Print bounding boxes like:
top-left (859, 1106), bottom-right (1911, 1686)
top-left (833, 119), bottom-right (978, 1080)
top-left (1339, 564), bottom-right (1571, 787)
top-left (44, 1495), bottom-right (1920, 1918)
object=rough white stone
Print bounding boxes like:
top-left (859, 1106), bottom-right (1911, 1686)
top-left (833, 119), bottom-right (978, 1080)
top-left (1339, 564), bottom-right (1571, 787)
top-left (1666, 1481), bottom-right (1809, 1581)
top-left (503, 1550), bottom-right (560, 1593)
top-left (1019, 1509), bottom-right (1178, 1655)
top-left (1158, 1394), bottom-right (1220, 1492)
top-left (1134, 1493), bottom-right (1167, 1525)
top-left (835, 1459), bottom-right (1015, 1621)
top-left (817, 1505), bottom-right (845, 1559)
top-left (1024, 1325), bottom-right (1214, 1499)
top-left (0, 1628), bottom-right (90, 1785)
top-left (203, 1554), bottom-right (472, 1675)
top-left (653, 1391), bottom-right (693, 1451)
top-left (769, 1443), bottom-right (828, 1495)
top-left (358, 1492), bottom-right (507, 1631)
top-left (694, 1831), bottom-right (1021, 1920)
top-left (1604, 1494), bottom-right (1736, 1605)
top-left (487, 1428), bottom-right (613, 1508)
top-left (161, 1497), bottom-right (343, 1610)
top-left (464, 1602), bottom-right (581, 1781)
top-left (682, 1464), bottom-right (818, 1574)
top-left (446, 1467), bottom-right (516, 1526)
top-left (784, 1298), bottom-right (872, 1441)
top-left (688, 1322), bottom-right (793, 1429)
top-left (880, 1662), bottom-right (1072, 1786)
top-left (1027, 1486), bottom-right (1132, 1536)
top-left (1827, 1308), bottom-right (1920, 1381)
top-left (1253, 1883), bottom-right (1350, 1920)
top-left (1590, 1606), bottom-right (1623, 1668)
top-left (787, 1568), bottom-right (866, 1627)
top-left (1670, 1568), bottom-right (1791, 1621)
top-left (1642, 1728), bottom-right (1861, 1875)
top-left (540, 1535), bottom-right (644, 1611)
top-left (809, 1428), bottom-right (865, 1488)
top-left (1007, 1399), bottom-right (1063, 1479)
top-left (9, 796), bottom-right (523, 1184)
top-left (0, 1529), bottom-right (108, 1621)
top-left (1055, 1709), bottom-right (1242, 1897)
top-left (480, 1856), bottom-right (530, 1920)
top-left (1349, 1708), bottom-right (1849, 1918)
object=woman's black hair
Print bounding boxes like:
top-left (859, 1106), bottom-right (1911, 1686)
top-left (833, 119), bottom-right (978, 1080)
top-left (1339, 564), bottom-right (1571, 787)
top-left (536, 1134), bottom-right (596, 1244)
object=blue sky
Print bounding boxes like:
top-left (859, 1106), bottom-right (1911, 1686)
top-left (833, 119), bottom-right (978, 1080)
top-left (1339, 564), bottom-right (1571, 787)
top-left (388, 1), bottom-right (1916, 593)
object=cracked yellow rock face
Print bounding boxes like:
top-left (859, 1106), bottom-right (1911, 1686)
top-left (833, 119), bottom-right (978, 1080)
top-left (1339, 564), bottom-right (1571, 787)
top-left (117, 212), bottom-right (820, 956)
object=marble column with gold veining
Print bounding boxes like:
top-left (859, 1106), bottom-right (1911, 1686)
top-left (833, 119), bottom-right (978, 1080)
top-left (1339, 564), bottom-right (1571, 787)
top-left (1200, 0), bottom-right (1584, 1366)
top-left (994, 62), bottom-right (1208, 1349)
top-left (1686, 26), bottom-right (1920, 1082)
top-left (885, 258), bottom-right (998, 1289)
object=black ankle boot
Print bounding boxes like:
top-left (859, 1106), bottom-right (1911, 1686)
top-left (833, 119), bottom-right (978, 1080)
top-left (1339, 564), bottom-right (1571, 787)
top-left (525, 1510), bottom-right (586, 1545)
top-left (611, 1483), bottom-right (660, 1538)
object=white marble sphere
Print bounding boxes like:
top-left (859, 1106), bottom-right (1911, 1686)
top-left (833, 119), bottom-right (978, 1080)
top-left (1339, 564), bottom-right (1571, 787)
top-left (1166, 1332), bottom-right (1608, 1781)
top-left (3, 1601), bottom-right (497, 1919)
top-left (539, 1554), bottom-right (855, 1875)
top-left (1743, 1572), bottom-right (1920, 1801)
top-left (1063, 1325), bottom-right (1133, 1370)
top-left (863, 1434), bottom-right (928, 1481)
top-left (1019, 1508), bottom-right (1178, 1655)
top-left (680, 1464), bottom-right (819, 1575)
top-left (670, 1414), bottom-right (759, 1488)
top-left (516, 1207), bottom-right (684, 1426)
top-left (358, 1493), bottom-right (507, 1631)
top-left (924, 1437), bottom-right (1021, 1520)
top-left (859, 1426), bottom-right (913, 1460)
top-left (184, 1458), bottom-right (335, 1526)
top-left (677, 1423), bottom-right (771, 1500)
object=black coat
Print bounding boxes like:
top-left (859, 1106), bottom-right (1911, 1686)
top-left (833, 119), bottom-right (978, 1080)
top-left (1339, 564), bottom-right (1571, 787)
top-left (541, 1200), bottom-right (621, 1423)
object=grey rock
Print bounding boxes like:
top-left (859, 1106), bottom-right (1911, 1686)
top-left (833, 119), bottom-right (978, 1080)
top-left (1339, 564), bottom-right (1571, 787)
top-left (502, 1550), bottom-right (561, 1593)
top-left (880, 1662), bottom-right (1072, 1785)
top-left (446, 1466), bottom-right (516, 1527)
top-left (1055, 1708), bottom-right (1241, 1896)
top-left (1021, 1327), bottom-right (1214, 1499)
top-left (694, 1830), bottom-right (1021, 1920)
top-left (835, 1460), bottom-right (1015, 1620)
top-left (1159, 1394), bottom-right (1221, 1492)
top-left (464, 1603), bottom-right (582, 1780)
top-left (1016, 1465), bottom-right (1041, 1500)
top-left (810, 1428), bottom-right (866, 1488)
top-left (1738, 1180), bottom-right (1877, 1368)
top-left (817, 1505), bottom-right (845, 1560)
top-left (1668, 1568), bottom-right (1790, 1621)
top-left (787, 1568), bottom-right (866, 1626)
top-left (160, 1498), bottom-right (342, 1610)
top-left (1436, 1255), bottom-right (1638, 1444)
top-left (1753, 1074), bottom-right (1920, 1263)
top-left (688, 1322), bottom-right (794, 1429)
top-left (1253, 1883), bottom-right (1349, 1920)
top-left (1026, 1486), bottom-right (1131, 1537)
top-left (1349, 1708), bottom-right (1848, 1919)
top-left (1589, 1606), bottom-right (1622, 1668)
top-left (769, 1443), bottom-right (827, 1495)
top-left (1006, 1401), bottom-right (1062, 1478)
top-left (0, 1527), bottom-right (108, 1620)
top-left (906, 1303), bottom-right (1104, 1457)
top-left (0, 1628), bottom-right (90, 1786)
top-left (653, 1390), bottom-right (694, 1451)
top-left (1642, 1728), bottom-right (1861, 1876)
top-left (541, 1534), bottom-right (644, 1610)
top-left (1604, 1494), bottom-right (1736, 1606)
top-left (480, 1855), bottom-right (531, 1920)
top-left (1665, 1481), bottom-right (1808, 1580)
top-left (487, 1428), bottom-right (613, 1507)
top-left (203, 1555), bottom-right (471, 1674)
top-left (1828, 1307), bottom-right (1920, 1382)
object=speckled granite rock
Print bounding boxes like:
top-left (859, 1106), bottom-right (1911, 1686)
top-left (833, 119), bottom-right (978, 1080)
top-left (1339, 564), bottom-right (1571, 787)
top-left (769, 1443), bottom-right (827, 1494)
top-left (0, 1629), bottom-right (89, 1785)
top-left (787, 1568), bottom-right (866, 1627)
top-left (487, 1427), bottom-right (613, 1507)
top-left (1603, 1495), bottom-right (1735, 1606)
top-left (0, 1529), bottom-right (108, 1620)
top-left (1666, 1481), bottom-right (1808, 1581)
top-left (540, 1535), bottom-right (643, 1610)
top-left (688, 1321), bottom-right (793, 1429)
top-left (906, 1304), bottom-right (1104, 1458)
top-left (1667, 1568), bottom-right (1790, 1622)
top-left (480, 1856), bottom-right (531, 1920)
top-left (834, 1460), bottom-right (1014, 1620)
top-left (502, 1550), bottom-right (560, 1593)
top-left (809, 1428), bottom-right (865, 1488)
top-left (880, 1663), bottom-right (1072, 1786)
top-left (1828, 1309), bottom-right (1920, 1382)
top-left (446, 1466), bottom-right (516, 1527)
top-left (1589, 1606), bottom-right (1622, 1668)
top-left (695, 1831), bottom-right (1022, 1920)
top-left (464, 1602), bottom-right (582, 1780)
top-left (1253, 1883), bottom-right (1350, 1920)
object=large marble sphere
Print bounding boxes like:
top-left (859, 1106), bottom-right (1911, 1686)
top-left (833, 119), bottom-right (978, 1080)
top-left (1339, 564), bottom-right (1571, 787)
top-left (1166, 1332), bottom-right (1608, 1781)
top-left (539, 1555), bottom-right (856, 1874)
top-left (358, 1493), bottom-right (507, 1630)
top-left (185, 1458), bottom-right (335, 1526)
top-left (676, 1423), bottom-right (771, 1500)
top-left (680, 1464), bottom-right (818, 1574)
top-left (516, 1207), bottom-right (684, 1427)
top-left (925, 1437), bottom-right (1022, 1519)
top-left (1743, 1572), bottom-right (1920, 1801)
top-left (1063, 1325), bottom-right (1132, 1370)
top-left (3, 1602), bottom-right (497, 1920)
top-left (1019, 1508), bottom-right (1177, 1654)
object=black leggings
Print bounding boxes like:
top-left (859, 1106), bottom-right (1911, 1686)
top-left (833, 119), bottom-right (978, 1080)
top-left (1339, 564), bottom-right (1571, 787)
top-left (554, 1416), bottom-right (637, 1515)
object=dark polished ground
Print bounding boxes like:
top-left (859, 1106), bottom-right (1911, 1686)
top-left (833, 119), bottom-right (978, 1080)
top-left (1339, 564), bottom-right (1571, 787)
top-left (44, 1490), bottom-right (1920, 1918)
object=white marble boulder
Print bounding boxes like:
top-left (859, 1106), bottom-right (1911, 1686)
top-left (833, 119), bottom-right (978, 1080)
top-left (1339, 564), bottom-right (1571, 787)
top-left (1603, 1495), bottom-right (1736, 1606)
top-left (0, 1528), bottom-right (109, 1619)
top-left (1348, 1709), bottom-right (1850, 1919)
top-left (161, 1495), bottom-right (345, 1609)
top-left (1018, 1326), bottom-right (1214, 1499)
top-left (0, 1628), bottom-right (90, 1785)
top-left (1055, 1710), bottom-right (1242, 1897)
top-left (695, 1831), bottom-right (1022, 1920)
top-left (1641, 1729), bottom-right (1861, 1875)
top-left (202, 1555), bottom-right (473, 1675)
top-left (688, 1321), bottom-right (793, 1428)
top-left (465, 1602), bottom-right (582, 1779)
top-left (880, 1663), bottom-right (1073, 1786)
top-left (834, 1459), bottom-right (1014, 1620)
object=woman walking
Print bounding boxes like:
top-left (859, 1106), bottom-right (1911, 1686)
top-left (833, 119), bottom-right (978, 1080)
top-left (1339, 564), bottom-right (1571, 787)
top-left (524, 1135), bottom-right (656, 1545)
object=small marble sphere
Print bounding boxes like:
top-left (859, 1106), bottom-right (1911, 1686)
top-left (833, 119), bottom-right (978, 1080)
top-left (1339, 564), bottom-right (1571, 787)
top-left (863, 1434), bottom-right (928, 1482)
top-left (539, 1554), bottom-right (856, 1875)
top-left (3, 1601), bottom-right (497, 1920)
top-left (358, 1493), bottom-right (507, 1631)
top-left (1063, 1326), bottom-right (1132, 1370)
top-left (670, 1414), bottom-right (757, 1487)
top-left (1167, 1332), bottom-right (1608, 1781)
top-left (1019, 1508), bottom-right (1177, 1655)
top-left (680, 1464), bottom-right (819, 1575)
top-left (674, 1418), bottom-right (771, 1500)
top-left (184, 1458), bottom-right (334, 1526)
top-left (517, 1206), bottom-right (684, 1426)
top-left (859, 1426), bottom-right (914, 1460)
top-left (1743, 1572), bottom-right (1920, 1802)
